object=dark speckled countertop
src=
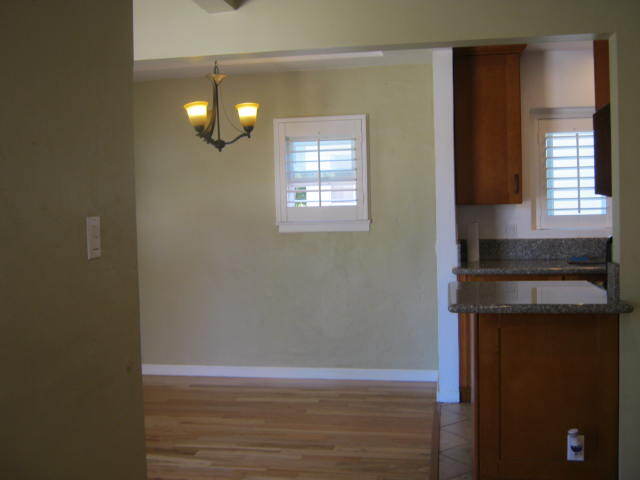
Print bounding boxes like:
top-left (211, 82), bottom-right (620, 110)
top-left (453, 260), bottom-right (606, 276)
top-left (448, 281), bottom-right (633, 314)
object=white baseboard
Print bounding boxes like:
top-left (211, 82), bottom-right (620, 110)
top-left (142, 364), bottom-right (438, 382)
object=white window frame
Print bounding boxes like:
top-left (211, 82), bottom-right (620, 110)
top-left (534, 109), bottom-right (612, 232)
top-left (273, 115), bottom-right (370, 233)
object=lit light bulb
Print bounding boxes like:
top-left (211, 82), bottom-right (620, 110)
top-left (184, 101), bottom-right (208, 128)
top-left (235, 103), bottom-right (259, 129)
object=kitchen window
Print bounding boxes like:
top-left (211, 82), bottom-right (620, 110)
top-left (536, 116), bottom-right (612, 230)
top-left (273, 115), bottom-right (369, 232)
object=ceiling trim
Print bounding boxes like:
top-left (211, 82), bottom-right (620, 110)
top-left (134, 49), bottom-right (433, 82)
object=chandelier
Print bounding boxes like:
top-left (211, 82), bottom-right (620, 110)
top-left (183, 61), bottom-right (259, 152)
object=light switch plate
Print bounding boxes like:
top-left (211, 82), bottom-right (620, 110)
top-left (86, 216), bottom-right (101, 259)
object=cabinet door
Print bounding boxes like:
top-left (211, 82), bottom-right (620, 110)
top-left (594, 104), bottom-right (612, 197)
top-left (475, 313), bottom-right (618, 479)
top-left (593, 40), bottom-right (611, 197)
top-left (454, 45), bottom-right (525, 205)
top-left (593, 40), bottom-right (610, 110)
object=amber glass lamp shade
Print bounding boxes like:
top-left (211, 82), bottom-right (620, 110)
top-left (184, 101), bottom-right (209, 128)
top-left (235, 102), bottom-right (259, 129)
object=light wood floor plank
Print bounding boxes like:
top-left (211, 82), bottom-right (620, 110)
top-left (144, 376), bottom-right (436, 480)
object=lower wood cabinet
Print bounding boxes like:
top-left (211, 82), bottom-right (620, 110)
top-left (471, 313), bottom-right (618, 480)
top-left (457, 273), bottom-right (606, 402)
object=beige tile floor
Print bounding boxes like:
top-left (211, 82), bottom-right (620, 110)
top-left (439, 403), bottom-right (473, 480)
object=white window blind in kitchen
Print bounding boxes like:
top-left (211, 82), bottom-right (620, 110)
top-left (274, 115), bottom-right (369, 232)
top-left (545, 130), bottom-right (606, 215)
top-left (537, 117), bottom-right (611, 230)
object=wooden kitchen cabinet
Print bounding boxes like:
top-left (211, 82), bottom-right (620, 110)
top-left (457, 273), bottom-right (606, 402)
top-left (593, 39), bottom-right (612, 197)
top-left (594, 104), bottom-right (611, 197)
top-left (457, 273), bottom-right (605, 282)
top-left (454, 45), bottom-right (526, 205)
top-left (593, 40), bottom-right (610, 110)
top-left (474, 313), bottom-right (618, 479)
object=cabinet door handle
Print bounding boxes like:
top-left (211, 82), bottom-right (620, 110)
top-left (514, 174), bottom-right (520, 194)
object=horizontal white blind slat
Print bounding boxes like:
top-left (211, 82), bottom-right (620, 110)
top-left (286, 137), bottom-right (359, 208)
top-left (544, 131), bottom-right (607, 217)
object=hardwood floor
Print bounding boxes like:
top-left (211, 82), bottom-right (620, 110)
top-left (144, 376), bottom-right (437, 480)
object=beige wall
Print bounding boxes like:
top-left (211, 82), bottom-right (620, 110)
top-left (132, 1), bottom-right (640, 476)
top-left (0, 1), bottom-right (146, 478)
top-left (135, 65), bottom-right (438, 370)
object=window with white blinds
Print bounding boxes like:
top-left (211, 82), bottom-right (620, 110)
top-left (545, 131), bottom-right (606, 215)
top-left (537, 117), bottom-right (611, 230)
top-left (286, 139), bottom-right (357, 208)
top-left (274, 115), bottom-right (369, 232)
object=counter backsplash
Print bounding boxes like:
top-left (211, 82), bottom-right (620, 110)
top-left (478, 238), bottom-right (610, 261)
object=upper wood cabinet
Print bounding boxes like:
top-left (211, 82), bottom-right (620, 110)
top-left (593, 40), bottom-right (610, 110)
top-left (454, 45), bottom-right (526, 205)
top-left (594, 104), bottom-right (612, 197)
top-left (593, 39), bottom-right (612, 197)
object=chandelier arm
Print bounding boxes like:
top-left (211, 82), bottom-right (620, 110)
top-left (196, 76), bottom-right (218, 141)
top-left (222, 100), bottom-right (244, 134)
top-left (224, 132), bottom-right (250, 145)
top-left (198, 119), bottom-right (214, 140)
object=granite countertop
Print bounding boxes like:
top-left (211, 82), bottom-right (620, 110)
top-left (453, 259), bottom-right (607, 276)
top-left (448, 280), bottom-right (633, 314)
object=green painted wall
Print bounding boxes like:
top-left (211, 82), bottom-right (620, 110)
top-left (135, 65), bottom-right (438, 370)
top-left (1, 1), bottom-right (146, 478)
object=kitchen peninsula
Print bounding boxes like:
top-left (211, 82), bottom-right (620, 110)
top-left (449, 278), bottom-right (632, 480)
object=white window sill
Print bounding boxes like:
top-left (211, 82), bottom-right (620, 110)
top-left (535, 225), bottom-right (613, 235)
top-left (277, 220), bottom-right (371, 233)
top-left (536, 216), bottom-right (612, 232)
